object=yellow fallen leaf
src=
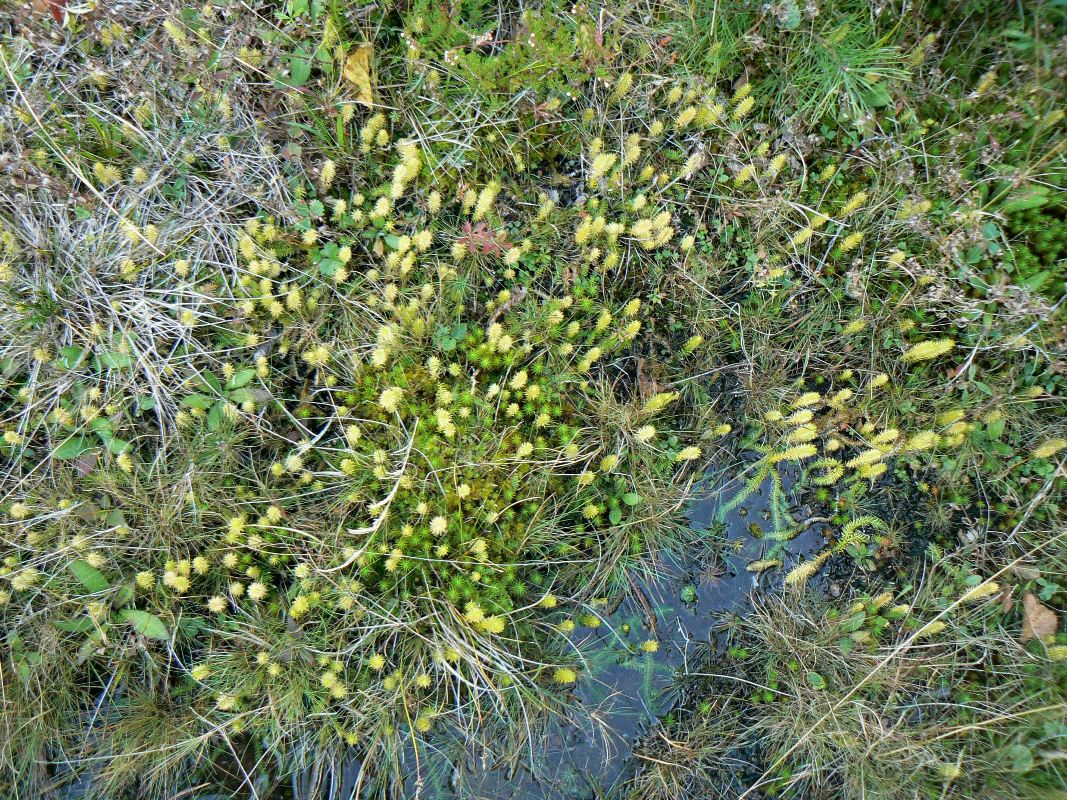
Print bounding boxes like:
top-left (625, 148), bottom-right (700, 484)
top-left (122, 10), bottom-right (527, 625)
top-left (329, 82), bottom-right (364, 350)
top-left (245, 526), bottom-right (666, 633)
top-left (343, 43), bottom-right (374, 107)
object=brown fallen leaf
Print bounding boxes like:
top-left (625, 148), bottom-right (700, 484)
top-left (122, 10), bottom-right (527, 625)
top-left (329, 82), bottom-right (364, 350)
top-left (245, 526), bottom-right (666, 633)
top-left (1012, 565), bottom-right (1041, 581)
top-left (636, 357), bottom-right (663, 401)
top-left (561, 260), bottom-right (576, 289)
top-left (31, 0), bottom-right (66, 23)
top-left (1000, 583), bottom-right (1015, 615)
top-left (342, 43), bottom-right (374, 107)
top-left (75, 451), bottom-right (97, 477)
top-left (1020, 592), bottom-right (1058, 642)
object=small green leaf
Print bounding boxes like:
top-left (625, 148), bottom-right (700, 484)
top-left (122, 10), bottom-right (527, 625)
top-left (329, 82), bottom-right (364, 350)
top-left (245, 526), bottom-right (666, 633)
top-left (122, 609), bottom-right (169, 640)
top-left (859, 83), bottom-right (892, 108)
top-left (15, 658), bottom-right (31, 685)
top-left (99, 351), bottom-right (132, 369)
top-left (114, 583), bottom-right (135, 607)
top-left (89, 417), bottom-right (113, 434)
top-left (207, 401), bottom-right (225, 431)
top-left (1004, 744), bottom-right (1034, 772)
top-left (1019, 269), bottom-right (1051, 291)
top-left (227, 369), bottom-right (257, 390)
top-left (76, 637), bottom-right (98, 665)
top-left (779, 0), bottom-right (801, 29)
top-left (806, 671), bottom-right (827, 690)
top-left (288, 52), bottom-right (313, 87)
top-left (53, 617), bottom-right (97, 634)
top-left (987, 418), bottom-right (1006, 440)
top-left (202, 370), bottom-right (223, 394)
top-left (58, 347), bottom-right (86, 369)
top-left (181, 394), bottom-right (214, 410)
top-left (840, 612), bottom-right (866, 633)
top-left (177, 616), bottom-right (206, 637)
top-left (621, 492), bottom-right (643, 507)
top-left (1000, 187), bottom-right (1048, 214)
top-left (54, 435), bottom-right (93, 460)
top-left (106, 436), bottom-right (131, 455)
top-left (68, 559), bottom-right (109, 593)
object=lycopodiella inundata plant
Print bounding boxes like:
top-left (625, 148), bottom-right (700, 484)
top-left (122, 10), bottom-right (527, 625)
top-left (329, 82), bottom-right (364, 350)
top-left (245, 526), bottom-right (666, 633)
top-left (722, 360), bottom-right (978, 572)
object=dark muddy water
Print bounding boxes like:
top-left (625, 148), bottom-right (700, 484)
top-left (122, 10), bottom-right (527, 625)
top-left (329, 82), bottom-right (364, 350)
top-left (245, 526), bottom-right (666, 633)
top-left (394, 465), bottom-right (828, 800)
